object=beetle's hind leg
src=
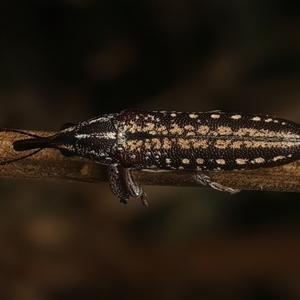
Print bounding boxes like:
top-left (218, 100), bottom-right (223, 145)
top-left (191, 173), bottom-right (240, 194)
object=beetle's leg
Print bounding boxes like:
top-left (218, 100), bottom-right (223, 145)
top-left (191, 173), bottom-right (240, 194)
top-left (109, 166), bottom-right (148, 206)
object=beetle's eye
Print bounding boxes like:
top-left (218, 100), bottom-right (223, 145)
top-left (60, 122), bottom-right (75, 130)
top-left (59, 149), bottom-right (75, 157)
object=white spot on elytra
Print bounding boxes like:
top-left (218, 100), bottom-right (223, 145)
top-left (273, 155), bottom-right (285, 161)
top-left (251, 157), bottom-right (265, 164)
top-left (182, 158), bottom-right (190, 164)
top-left (170, 113), bottom-right (177, 117)
top-left (184, 125), bottom-right (194, 130)
top-left (216, 159), bottom-right (226, 165)
top-left (251, 116), bottom-right (261, 121)
top-left (165, 158), bottom-right (171, 164)
top-left (210, 114), bottom-right (220, 119)
top-left (265, 118), bottom-right (273, 122)
top-left (186, 132), bottom-right (195, 136)
top-left (235, 158), bottom-right (248, 165)
top-left (196, 158), bottom-right (204, 164)
top-left (189, 113), bottom-right (198, 119)
top-left (231, 115), bottom-right (242, 120)
top-left (217, 126), bottom-right (233, 135)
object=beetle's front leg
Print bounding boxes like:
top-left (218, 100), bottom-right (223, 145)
top-left (108, 166), bottom-right (148, 206)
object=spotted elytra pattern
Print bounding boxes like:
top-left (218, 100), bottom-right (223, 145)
top-left (115, 110), bottom-right (300, 171)
top-left (12, 109), bottom-right (300, 205)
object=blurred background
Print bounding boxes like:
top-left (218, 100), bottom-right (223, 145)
top-left (1, 1), bottom-right (300, 299)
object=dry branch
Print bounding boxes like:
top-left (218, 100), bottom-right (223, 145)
top-left (1, 128), bottom-right (300, 193)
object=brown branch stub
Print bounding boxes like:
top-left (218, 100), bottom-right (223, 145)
top-left (1, 128), bottom-right (300, 193)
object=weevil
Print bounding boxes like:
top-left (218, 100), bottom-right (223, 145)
top-left (11, 109), bottom-right (300, 205)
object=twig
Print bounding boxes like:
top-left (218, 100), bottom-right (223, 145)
top-left (1, 128), bottom-right (300, 193)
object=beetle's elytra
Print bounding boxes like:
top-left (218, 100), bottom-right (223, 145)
top-left (12, 109), bottom-right (300, 205)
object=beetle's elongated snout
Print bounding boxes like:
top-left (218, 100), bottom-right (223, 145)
top-left (13, 137), bottom-right (53, 152)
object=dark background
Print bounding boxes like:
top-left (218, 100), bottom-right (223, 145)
top-left (1, 1), bottom-right (300, 299)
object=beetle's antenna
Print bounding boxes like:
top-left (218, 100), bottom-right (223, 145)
top-left (2, 128), bottom-right (43, 139)
top-left (0, 148), bottom-right (43, 166)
